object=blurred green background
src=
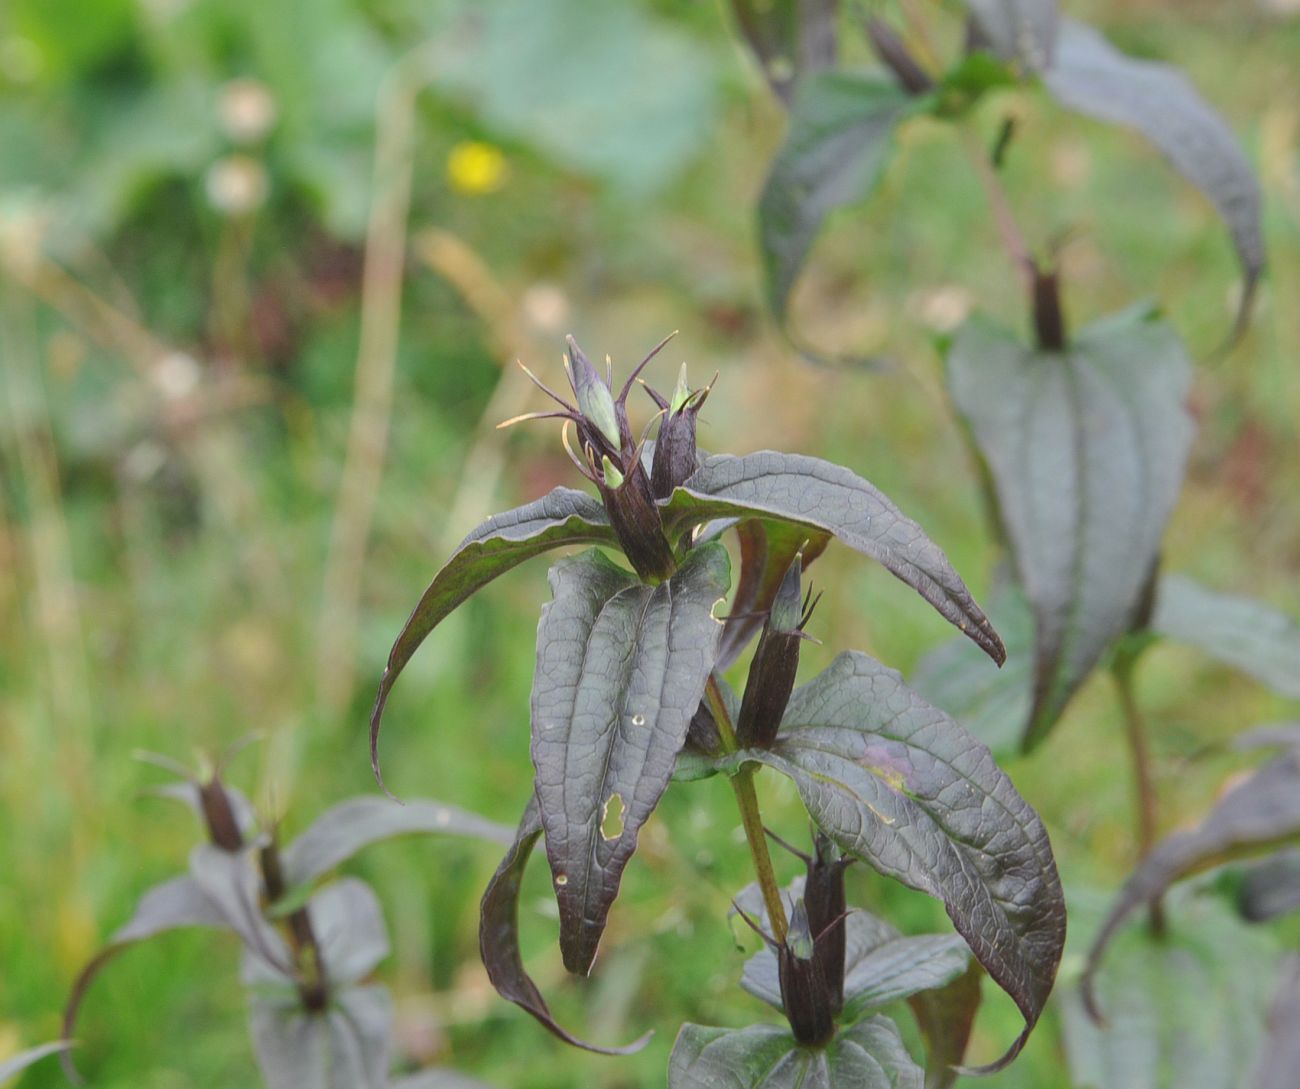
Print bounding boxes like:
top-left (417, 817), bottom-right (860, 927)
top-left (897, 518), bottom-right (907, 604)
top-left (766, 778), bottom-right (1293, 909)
top-left (1, 0), bottom-right (1298, 1086)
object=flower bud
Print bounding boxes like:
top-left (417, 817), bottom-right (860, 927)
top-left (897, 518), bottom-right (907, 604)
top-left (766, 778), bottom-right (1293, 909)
top-left (736, 555), bottom-right (818, 749)
top-left (566, 336), bottom-right (623, 453)
top-left (598, 458), bottom-right (678, 582)
top-left (804, 832), bottom-right (849, 1016)
top-left (198, 773), bottom-right (245, 852)
top-left (648, 363), bottom-right (710, 500)
top-left (777, 900), bottom-right (836, 1047)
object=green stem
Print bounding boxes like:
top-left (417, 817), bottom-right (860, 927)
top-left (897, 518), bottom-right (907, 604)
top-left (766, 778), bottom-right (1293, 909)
top-left (1112, 657), bottom-right (1166, 936)
top-left (705, 673), bottom-right (789, 943)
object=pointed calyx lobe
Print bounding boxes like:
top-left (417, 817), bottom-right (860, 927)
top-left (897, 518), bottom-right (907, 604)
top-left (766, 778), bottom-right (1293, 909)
top-left (531, 543), bottom-right (731, 974)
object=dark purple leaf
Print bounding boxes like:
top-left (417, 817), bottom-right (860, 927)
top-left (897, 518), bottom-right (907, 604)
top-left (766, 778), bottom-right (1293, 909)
top-left (964, 1), bottom-right (1058, 72)
top-left (908, 961), bottom-right (982, 1089)
top-left (1151, 575), bottom-right (1300, 700)
top-left (531, 543), bottom-right (729, 973)
top-left (1043, 19), bottom-right (1264, 330)
top-left (946, 306), bottom-right (1194, 749)
top-left (661, 452), bottom-right (1005, 664)
top-left (370, 488), bottom-right (617, 790)
top-left (283, 797), bottom-right (513, 888)
top-left (1082, 748), bottom-right (1300, 1017)
top-left (758, 72), bottom-right (912, 319)
top-left (728, 0), bottom-right (838, 106)
top-left (249, 984), bottom-right (392, 1089)
top-left (748, 651), bottom-right (1065, 1071)
top-left (718, 519), bottom-right (830, 670)
top-left (668, 1018), bottom-right (923, 1089)
top-left (1250, 955), bottom-right (1300, 1089)
top-left (478, 797), bottom-right (650, 1055)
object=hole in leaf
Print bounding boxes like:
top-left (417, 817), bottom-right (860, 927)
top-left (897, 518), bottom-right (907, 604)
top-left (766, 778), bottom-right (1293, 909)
top-left (555, 874), bottom-right (568, 887)
top-left (600, 793), bottom-right (625, 841)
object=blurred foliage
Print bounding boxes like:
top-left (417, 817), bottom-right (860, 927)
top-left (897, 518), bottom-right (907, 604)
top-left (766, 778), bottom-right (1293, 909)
top-left (1, 1), bottom-right (1298, 1087)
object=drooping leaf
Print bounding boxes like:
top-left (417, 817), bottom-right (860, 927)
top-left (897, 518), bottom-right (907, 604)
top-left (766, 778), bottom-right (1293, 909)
top-left (946, 306), bottom-right (1194, 749)
top-left (63, 874), bottom-right (234, 1071)
top-left (908, 961), bottom-right (982, 1089)
top-left (1151, 575), bottom-right (1300, 700)
top-left (758, 72), bottom-right (913, 319)
top-left (661, 452), bottom-right (1005, 664)
top-left (370, 488), bottom-right (617, 788)
top-left (910, 583), bottom-right (1033, 756)
top-left (668, 1018), bottom-right (923, 1089)
top-left (1239, 850), bottom-right (1300, 923)
top-left (531, 543), bottom-right (730, 973)
top-left (1063, 887), bottom-right (1277, 1089)
top-left (1249, 955), bottom-right (1300, 1089)
top-left (249, 985), bottom-right (392, 1089)
top-left (477, 797), bottom-right (650, 1055)
top-left (283, 797), bottom-right (513, 889)
top-left (188, 844), bottom-right (285, 966)
top-left (0, 1041), bottom-right (72, 1083)
top-left (1043, 19), bottom-right (1264, 329)
top-left (718, 519), bottom-right (831, 670)
top-left (745, 651), bottom-right (1065, 1070)
top-left (728, 0), bottom-right (838, 105)
top-left (1081, 747), bottom-right (1300, 1015)
top-left (964, 1), bottom-right (1059, 73)
top-left (742, 908), bottom-right (969, 1022)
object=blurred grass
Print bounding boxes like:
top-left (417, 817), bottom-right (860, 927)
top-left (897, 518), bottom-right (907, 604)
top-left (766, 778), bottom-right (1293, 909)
top-left (1, 1), bottom-right (1298, 1086)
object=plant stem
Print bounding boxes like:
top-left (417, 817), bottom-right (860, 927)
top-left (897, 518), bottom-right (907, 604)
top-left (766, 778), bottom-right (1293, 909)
top-left (705, 673), bottom-right (789, 943)
top-left (959, 126), bottom-right (1036, 286)
top-left (1112, 657), bottom-right (1166, 935)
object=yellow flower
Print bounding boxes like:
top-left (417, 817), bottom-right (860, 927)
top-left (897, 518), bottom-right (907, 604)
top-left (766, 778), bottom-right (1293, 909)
top-left (446, 140), bottom-right (508, 196)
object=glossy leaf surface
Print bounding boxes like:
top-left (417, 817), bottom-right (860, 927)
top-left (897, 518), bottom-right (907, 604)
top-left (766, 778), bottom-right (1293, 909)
top-left (284, 796), bottom-right (513, 888)
top-left (1151, 575), bottom-right (1300, 699)
top-left (1043, 19), bottom-right (1264, 323)
top-left (1082, 747), bottom-right (1300, 1012)
top-left (758, 72), bottom-right (912, 319)
top-left (668, 1018), bottom-right (923, 1089)
top-left (947, 307), bottom-right (1193, 748)
top-left (532, 544), bottom-right (729, 973)
top-left (748, 651), bottom-right (1065, 1069)
top-left (370, 488), bottom-right (617, 786)
top-left (478, 797), bottom-right (650, 1055)
top-left (662, 452), bottom-right (1005, 663)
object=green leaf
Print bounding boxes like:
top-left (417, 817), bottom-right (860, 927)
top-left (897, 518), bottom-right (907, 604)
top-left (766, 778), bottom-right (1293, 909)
top-left (1063, 888), bottom-right (1278, 1089)
top-left (668, 1018), bottom-right (923, 1089)
top-left (531, 544), bottom-right (730, 973)
top-left (283, 796), bottom-right (513, 888)
top-left (911, 583), bottom-right (1034, 757)
top-left (964, 1), bottom-right (1059, 73)
top-left (477, 797), bottom-right (650, 1055)
top-left (1151, 575), bottom-right (1300, 700)
top-left (370, 488), bottom-right (616, 790)
top-left (728, 0), bottom-right (838, 106)
top-left (1239, 850), bottom-right (1300, 923)
top-left (249, 985), bottom-right (392, 1089)
top-left (1250, 956), bottom-right (1300, 1089)
top-left (747, 651), bottom-right (1065, 1071)
top-left (908, 962), bottom-right (982, 1089)
top-left (946, 307), bottom-right (1194, 749)
top-left (0, 1041), bottom-right (72, 1083)
top-left (1082, 745), bottom-right (1300, 1014)
top-left (758, 72), bottom-right (912, 319)
top-left (1043, 19), bottom-right (1264, 331)
top-left (662, 452), bottom-right (1005, 664)
top-left (718, 519), bottom-right (831, 670)
top-left (741, 908), bottom-right (970, 1022)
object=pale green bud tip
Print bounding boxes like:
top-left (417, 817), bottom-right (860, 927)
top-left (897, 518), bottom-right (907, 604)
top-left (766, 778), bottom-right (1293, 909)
top-left (769, 554), bottom-right (804, 632)
top-left (601, 455), bottom-right (625, 489)
top-left (670, 362), bottom-right (692, 414)
top-left (787, 900), bottom-right (815, 960)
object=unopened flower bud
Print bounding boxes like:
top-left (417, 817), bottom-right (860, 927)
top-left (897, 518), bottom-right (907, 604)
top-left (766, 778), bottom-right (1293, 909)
top-left (736, 555), bottom-right (818, 749)
top-left (598, 458), bottom-right (677, 582)
top-left (804, 832), bottom-right (849, 1015)
top-left (566, 336), bottom-right (622, 452)
top-left (648, 363), bottom-right (710, 500)
top-left (778, 900), bottom-right (836, 1047)
top-left (198, 773), bottom-right (245, 852)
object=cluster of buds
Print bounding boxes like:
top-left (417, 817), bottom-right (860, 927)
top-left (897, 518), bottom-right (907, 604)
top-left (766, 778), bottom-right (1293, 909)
top-left (501, 335), bottom-right (712, 581)
top-left (735, 554), bottom-right (821, 750)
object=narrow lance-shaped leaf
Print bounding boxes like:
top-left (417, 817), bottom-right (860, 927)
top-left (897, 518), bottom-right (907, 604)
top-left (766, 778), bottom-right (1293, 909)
top-left (478, 797), bottom-right (650, 1055)
top-left (1082, 746), bottom-right (1300, 1018)
top-left (1043, 18), bottom-right (1264, 332)
top-left (282, 796), bottom-right (513, 889)
top-left (946, 306), bottom-right (1193, 749)
top-left (668, 1017), bottom-right (923, 1089)
top-left (531, 543), bottom-right (730, 973)
top-left (370, 488), bottom-right (617, 789)
top-left (758, 72), bottom-right (913, 321)
top-left (1151, 575), bottom-right (1300, 700)
top-left (661, 452), bottom-right (1005, 664)
top-left (743, 651), bottom-right (1065, 1071)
